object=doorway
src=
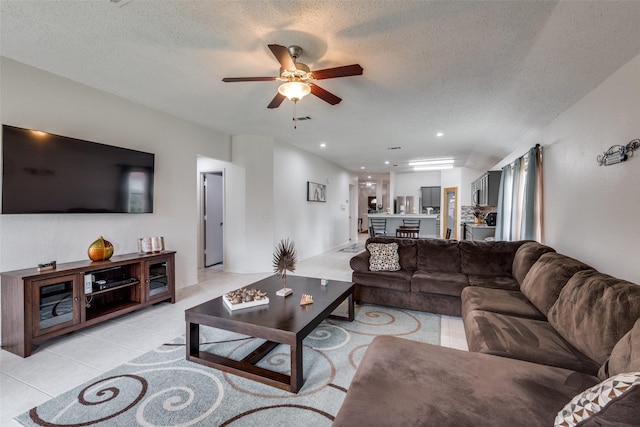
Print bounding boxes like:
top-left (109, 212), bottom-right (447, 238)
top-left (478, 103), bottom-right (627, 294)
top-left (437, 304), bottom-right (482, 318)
top-left (443, 187), bottom-right (458, 240)
top-left (349, 184), bottom-right (357, 241)
top-left (203, 172), bottom-right (223, 267)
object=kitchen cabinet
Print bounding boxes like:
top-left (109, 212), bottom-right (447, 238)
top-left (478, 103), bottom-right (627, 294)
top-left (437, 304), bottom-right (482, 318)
top-left (464, 223), bottom-right (496, 241)
top-left (420, 186), bottom-right (441, 208)
top-left (471, 171), bottom-right (501, 206)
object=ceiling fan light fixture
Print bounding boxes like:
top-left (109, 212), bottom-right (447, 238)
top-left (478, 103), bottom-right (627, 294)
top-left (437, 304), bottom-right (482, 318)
top-left (278, 81), bottom-right (311, 102)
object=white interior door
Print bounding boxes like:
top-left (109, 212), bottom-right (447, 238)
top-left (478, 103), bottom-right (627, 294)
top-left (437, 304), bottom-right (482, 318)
top-left (204, 172), bottom-right (223, 266)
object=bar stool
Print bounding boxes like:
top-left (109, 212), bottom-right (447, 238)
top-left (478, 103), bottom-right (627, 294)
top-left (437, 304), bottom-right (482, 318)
top-left (370, 218), bottom-right (387, 236)
top-left (402, 218), bottom-right (421, 228)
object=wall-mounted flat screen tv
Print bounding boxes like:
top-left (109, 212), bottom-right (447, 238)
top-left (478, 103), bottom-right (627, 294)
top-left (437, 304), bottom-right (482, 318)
top-left (2, 125), bottom-right (154, 214)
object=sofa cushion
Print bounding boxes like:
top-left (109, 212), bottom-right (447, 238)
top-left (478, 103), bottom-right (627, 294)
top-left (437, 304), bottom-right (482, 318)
top-left (367, 242), bottom-right (400, 271)
top-left (554, 372), bottom-right (640, 427)
top-left (464, 310), bottom-right (600, 374)
top-left (411, 271), bottom-right (468, 297)
top-left (459, 240), bottom-right (527, 277)
top-left (461, 287), bottom-right (545, 320)
top-left (416, 238), bottom-right (460, 272)
top-left (520, 252), bottom-right (593, 316)
top-left (512, 242), bottom-right (556, 285)
top-left (333, 336), bottom-right (599, 427)
top-left (366, 236), bottom-right (417, 270)
top-left (598, 318), bottom-right (640, 380)
top-left (352, 270), bottom-right (412, 292)
top-left (468, 275), bottom-right (519, 290)
top-left (548, 270), bottom-right (640, 366)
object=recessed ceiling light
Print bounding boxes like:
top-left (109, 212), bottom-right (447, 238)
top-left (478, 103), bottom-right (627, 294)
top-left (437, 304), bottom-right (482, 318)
top-left (320, 143), bottom-right (326, 148)
top-left (414, 165), bottom-right (454, 171)
top-left (408, 159), bottom-right (454, 166)
top-left (360, 166), bottom-right (365, 170)
top-left (436, 132), bottom-right (444, 137)
top-left (367, 175), bottom-right (371, 179)
top-left (384, 161), bottom-right (390, 165)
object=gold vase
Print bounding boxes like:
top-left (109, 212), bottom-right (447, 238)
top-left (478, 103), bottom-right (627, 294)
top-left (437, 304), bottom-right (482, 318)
top-left (88, 236), bottom-right (114, 261)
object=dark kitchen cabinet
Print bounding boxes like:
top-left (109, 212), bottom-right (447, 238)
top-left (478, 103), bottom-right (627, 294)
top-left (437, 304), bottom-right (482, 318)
top-left (421, 186), bottom-right (441, 208)
top-left (471, 171), bottom-right (501, 206)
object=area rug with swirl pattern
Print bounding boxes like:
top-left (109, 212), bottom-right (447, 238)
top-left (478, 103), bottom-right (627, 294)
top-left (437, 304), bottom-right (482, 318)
top-left (16, 305), bottom-right (440, 427)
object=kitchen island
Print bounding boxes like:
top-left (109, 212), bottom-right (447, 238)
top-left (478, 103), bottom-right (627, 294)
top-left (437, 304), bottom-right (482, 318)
top-left (367, 213), bottom-right (439, 238)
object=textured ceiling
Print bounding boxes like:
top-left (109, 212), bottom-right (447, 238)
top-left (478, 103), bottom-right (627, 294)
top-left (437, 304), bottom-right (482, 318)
top-left (2, 1), bottom-right (640, 178)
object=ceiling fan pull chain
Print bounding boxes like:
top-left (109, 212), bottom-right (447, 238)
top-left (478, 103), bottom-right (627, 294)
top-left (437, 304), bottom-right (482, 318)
top-left (293, 101), bottom-right (297, 129)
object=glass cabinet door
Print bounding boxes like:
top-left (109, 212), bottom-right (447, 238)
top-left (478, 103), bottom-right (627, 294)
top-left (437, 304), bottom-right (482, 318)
top-left (145, 258), bottom-right (172, 301)
top-left (32, 275), bottom-right (80, 336)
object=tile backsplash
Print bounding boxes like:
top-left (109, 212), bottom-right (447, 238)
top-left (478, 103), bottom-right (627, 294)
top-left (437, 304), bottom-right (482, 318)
top-left (461, 205), bottom-right (476, 223)
top-left (461, 205), bottom-right (496, 223)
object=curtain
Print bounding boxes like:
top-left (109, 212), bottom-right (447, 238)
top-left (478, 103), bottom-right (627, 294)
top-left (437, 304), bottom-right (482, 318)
top-left (495, 164), bottom-right (512, 240)
top-left (495, 145), bottom-right (543, 242)
top-left (521, 146), bottom-right (543, 241)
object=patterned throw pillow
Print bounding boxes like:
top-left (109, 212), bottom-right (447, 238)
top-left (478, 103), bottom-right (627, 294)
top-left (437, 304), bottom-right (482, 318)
top-left (367, 243), bottom-right (400, 272)
top-left (554, 372), bottom-right (640, 427)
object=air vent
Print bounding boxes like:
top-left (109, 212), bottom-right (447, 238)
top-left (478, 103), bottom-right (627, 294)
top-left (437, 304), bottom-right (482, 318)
top-left (295, 116), bottom-right (312, 121)
top-left (387, 146), bottom-right (402, 150)
top-left (110, 0), bottom-right (135, 6)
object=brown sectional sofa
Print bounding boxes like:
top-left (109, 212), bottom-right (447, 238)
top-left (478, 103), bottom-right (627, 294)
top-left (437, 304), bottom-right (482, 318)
top-left (334, 237), bottom-right (640, 426)
top-left (350, 236), bottom-right (548, 316)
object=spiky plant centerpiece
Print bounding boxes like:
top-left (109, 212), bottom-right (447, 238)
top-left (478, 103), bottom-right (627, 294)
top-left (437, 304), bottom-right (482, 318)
top-left (273, 238), bottom-right (297, 296)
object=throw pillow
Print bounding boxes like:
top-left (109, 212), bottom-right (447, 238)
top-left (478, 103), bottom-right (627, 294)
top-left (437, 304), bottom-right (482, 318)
top-left (554, 372), bottom-right (640, 427)
top-left (367, 242), bottom-right (400, 272)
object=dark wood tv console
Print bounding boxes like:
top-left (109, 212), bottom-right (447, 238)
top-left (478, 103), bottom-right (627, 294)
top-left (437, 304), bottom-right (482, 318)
top-left (1, 251), bottom-right (175, 357)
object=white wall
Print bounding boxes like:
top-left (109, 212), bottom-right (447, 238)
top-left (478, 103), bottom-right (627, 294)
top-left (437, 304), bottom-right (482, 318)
top-left (274, 141), bottom-right (357, 261)
top-left (393, 168), bottom-right (483, 209)
top-left (494, 52), bottom-right (640, 284)
top-left (460, 167), bottom-right (486, 205)
top-left (0, 58), bottom-right (231, 288)
top-left (394, 171), bottom-right (440, 206)
top-left (388, 171), bottom-right (396, 209)
top-left (230, 135), bottom-right (275, 273)
top-left (196, 139), bottom-right (357, 274)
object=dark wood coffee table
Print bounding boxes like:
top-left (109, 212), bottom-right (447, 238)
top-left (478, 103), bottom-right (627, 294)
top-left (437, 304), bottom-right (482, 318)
top-left (185, 275), bottom-right (354, 393)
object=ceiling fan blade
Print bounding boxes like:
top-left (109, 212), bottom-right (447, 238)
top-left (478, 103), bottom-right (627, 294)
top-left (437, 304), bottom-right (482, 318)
top-left (222, 77), bottom-right (276, 82)
top-left (312, 64), bottom-right (363, 80)
top-left (267, 93), bottom-right (286, 109)
top-left (268, 44), bottom-right (296, 72)
top-left (310, 84), bottom-right (342, 105)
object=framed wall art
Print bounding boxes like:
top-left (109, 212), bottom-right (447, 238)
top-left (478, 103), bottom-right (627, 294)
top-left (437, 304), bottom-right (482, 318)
top-left (307, 181), bottom-right (326, 202)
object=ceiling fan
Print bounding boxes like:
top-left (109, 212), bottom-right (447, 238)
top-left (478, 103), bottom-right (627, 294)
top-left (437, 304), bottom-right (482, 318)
top-left (222, 44), bottom-right (363, 109)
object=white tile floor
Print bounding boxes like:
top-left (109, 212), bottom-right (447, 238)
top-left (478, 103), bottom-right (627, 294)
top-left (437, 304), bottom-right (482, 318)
top-left (0, 238), bottom-right (466, 426)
